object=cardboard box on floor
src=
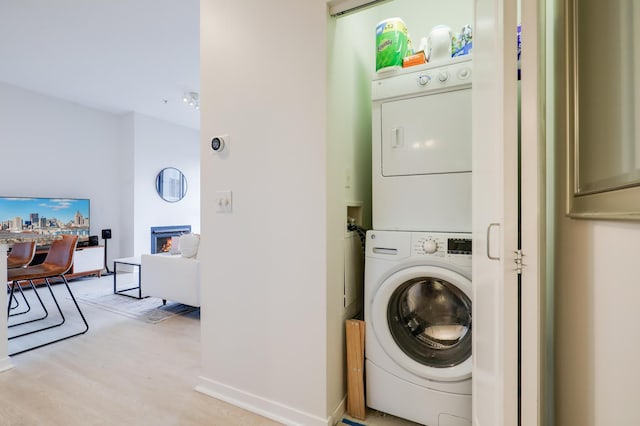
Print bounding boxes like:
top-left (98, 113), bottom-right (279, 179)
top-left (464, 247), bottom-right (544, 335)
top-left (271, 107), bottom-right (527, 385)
top-left (345, 319), bottom-right (366, 420)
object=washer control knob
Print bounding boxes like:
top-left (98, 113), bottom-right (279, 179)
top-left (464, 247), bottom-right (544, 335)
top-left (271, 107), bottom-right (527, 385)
top-left (422, 239), bottom-right (437, 254)
top-left (438, 71), bottom-right (449, 82)
top-left (418, 74), bottom-right (431, 86)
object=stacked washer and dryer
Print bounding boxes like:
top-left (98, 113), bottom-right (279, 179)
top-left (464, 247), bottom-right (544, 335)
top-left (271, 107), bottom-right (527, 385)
top-left (365, 56), bottom-right (473, 426)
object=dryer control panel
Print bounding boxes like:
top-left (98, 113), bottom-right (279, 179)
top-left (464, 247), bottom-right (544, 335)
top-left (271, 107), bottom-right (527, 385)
top-left (371, 56), bottom-right (472, 102)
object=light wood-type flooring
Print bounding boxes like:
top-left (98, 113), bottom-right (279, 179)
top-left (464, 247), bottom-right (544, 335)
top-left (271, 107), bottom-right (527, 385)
top-left (1, 276), bottom-right (417, 426)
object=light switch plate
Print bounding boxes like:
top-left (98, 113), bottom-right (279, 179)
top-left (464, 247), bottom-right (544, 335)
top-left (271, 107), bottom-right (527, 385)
top-left (215, 190), bottom-right (232, 213)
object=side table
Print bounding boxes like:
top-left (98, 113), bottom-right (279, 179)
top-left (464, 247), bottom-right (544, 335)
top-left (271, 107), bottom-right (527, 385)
top-left (113, 256), bottom-right (143, 299)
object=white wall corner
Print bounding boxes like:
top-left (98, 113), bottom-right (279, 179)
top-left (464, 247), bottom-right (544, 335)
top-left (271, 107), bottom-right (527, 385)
top-left (195, 376), bottom-right (332, 426)
top-left (0, 357), bottom-right (14, 373)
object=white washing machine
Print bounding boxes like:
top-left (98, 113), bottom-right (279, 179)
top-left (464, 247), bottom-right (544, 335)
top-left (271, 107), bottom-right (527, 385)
top-left (365, 230), bottom-right (472, 426)
top-left (371, 57), bottom-right (472, 232)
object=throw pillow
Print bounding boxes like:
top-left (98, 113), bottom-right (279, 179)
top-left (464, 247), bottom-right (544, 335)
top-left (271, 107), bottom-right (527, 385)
top-left (169, 236), bottom-right (181, 254)
top-left (180, 233), bottom-right (200, 258)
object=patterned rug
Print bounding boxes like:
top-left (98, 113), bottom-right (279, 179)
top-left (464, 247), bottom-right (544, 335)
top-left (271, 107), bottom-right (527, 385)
top-left (73, 285), bottom-right (199, 324)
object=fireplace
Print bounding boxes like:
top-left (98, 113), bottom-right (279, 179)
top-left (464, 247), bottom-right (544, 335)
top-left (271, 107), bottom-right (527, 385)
top-left (150, 225), bottom-right (191, 254)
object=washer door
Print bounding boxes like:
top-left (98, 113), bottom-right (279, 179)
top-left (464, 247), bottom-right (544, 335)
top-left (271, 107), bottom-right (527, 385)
top-left (371, 264), bottom-right (472, 382)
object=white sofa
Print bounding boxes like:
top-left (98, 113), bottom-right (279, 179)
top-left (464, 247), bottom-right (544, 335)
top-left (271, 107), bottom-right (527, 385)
top-left (141, 253), bottom-right (200, 307)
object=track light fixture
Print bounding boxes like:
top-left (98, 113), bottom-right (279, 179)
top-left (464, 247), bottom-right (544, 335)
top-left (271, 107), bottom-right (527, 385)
top-left (182, 91), bottom-right (200, 110)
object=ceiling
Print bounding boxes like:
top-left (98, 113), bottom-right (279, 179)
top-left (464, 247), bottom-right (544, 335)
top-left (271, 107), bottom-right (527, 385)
top-left (0, 0), bottom-right (200, 130)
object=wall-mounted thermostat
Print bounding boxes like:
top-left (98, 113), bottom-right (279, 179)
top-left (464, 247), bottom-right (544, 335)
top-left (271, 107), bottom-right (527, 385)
top-left (211, 135), bottom-right (228, 153)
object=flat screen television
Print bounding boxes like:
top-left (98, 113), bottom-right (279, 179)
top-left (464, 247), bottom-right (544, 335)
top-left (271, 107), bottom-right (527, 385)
top-left (0, 197), bottom-right (90, 248)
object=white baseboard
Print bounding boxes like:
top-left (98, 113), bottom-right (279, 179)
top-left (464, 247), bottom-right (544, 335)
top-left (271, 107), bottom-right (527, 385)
top-left (0, 356), bottom-right (14, 373)
top-left (195, 375), bottom-right (331, 426)
top-left (329, 395), bottom-right (347, 425)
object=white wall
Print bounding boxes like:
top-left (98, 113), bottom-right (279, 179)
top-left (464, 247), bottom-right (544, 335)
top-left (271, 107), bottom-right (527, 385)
top-left (0, 83), bottom-right (200, 264)
top-left (119, 113), bottom-right (136, 261)
top-left (554, 219), bottom-right (640, 426)
top-left (0, 82), bottom-right (127, 261)
top-left (131, 113), bottom-right (200, 256)
top-left (197, 0), bottom-right (330, 425)
top-left (551, 1), bottom-right (640, 423)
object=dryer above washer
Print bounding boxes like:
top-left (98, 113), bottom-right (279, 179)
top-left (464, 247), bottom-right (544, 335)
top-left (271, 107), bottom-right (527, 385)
top-left (371, 58), bottom-right (473, 233)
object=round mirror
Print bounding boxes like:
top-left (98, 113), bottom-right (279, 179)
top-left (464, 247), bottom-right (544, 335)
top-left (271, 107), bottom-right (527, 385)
top-left (155, 167), bottom-right (187, 202)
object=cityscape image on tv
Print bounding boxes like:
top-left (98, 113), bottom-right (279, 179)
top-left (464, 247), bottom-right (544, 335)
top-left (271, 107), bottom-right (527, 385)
top-left (0, 197), bottom-right (90, 247)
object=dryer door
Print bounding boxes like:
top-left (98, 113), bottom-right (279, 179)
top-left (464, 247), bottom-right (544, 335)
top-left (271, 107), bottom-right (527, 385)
top-left (371, 264), bottom-right (472, 382)
top-left (380, 87), bottom-right (472, 177)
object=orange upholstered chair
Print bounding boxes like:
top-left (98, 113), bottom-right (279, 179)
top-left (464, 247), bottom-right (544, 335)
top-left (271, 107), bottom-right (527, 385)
top-left (7, 235), bottom-right (89, 355)
top-left (7, 241), bottom-right (36, 269)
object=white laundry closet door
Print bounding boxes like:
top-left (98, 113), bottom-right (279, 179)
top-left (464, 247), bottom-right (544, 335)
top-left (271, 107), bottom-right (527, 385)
top-left (472, 0), bottom-right (520, 425)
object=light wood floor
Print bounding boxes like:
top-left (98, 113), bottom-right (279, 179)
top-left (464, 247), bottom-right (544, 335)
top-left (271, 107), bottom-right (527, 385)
top-left (2, 276), bottom-right (282, 426)
top-left (1, 276), bottom-right (418, 426)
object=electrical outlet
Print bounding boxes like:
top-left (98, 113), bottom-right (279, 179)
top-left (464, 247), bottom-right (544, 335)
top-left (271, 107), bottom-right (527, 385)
top-left (215, 190), bottom-right (232, 213)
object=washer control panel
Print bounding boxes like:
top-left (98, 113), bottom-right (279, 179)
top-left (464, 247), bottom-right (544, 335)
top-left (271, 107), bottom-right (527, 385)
top-left (412, 232), bottom-right (472, 259)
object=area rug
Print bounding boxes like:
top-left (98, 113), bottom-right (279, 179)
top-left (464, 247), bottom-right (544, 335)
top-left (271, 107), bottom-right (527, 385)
top-left (74, 289), bottom-right (199, 324)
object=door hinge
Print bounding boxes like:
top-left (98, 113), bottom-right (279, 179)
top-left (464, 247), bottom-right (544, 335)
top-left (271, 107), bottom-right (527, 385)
top-left (514, 249), bottom-right (524, 275)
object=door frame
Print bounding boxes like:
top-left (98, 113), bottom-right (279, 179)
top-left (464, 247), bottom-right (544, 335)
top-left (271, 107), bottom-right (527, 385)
top-left (520, 0), bottom-right (545, 424)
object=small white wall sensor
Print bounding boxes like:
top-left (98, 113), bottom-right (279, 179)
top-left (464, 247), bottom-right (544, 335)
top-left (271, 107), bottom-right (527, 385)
top-left (211, 136), bottom-right (226, 152)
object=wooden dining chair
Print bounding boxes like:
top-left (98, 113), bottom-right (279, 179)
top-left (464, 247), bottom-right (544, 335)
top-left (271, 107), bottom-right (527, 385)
top-left (7, 235), bottom-right (89, 355)
top-left (6, 241), bottom-right (38, 313)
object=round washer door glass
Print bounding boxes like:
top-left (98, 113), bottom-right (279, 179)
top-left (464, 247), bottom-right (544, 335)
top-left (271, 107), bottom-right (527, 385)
top-left (155, 167), bottom-right (187, 202)
top-left (387, 276), bottom-right (471, 368)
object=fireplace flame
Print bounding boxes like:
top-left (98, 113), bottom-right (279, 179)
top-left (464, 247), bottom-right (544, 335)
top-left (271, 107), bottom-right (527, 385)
top-left (159, 238), bottom-right (172, 253)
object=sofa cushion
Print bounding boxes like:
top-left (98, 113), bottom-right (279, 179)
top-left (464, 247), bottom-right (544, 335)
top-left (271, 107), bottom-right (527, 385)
top-left (180, 233), bottom-right (200, 258)
top-left (141, 253), bottom-right (200, 307)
